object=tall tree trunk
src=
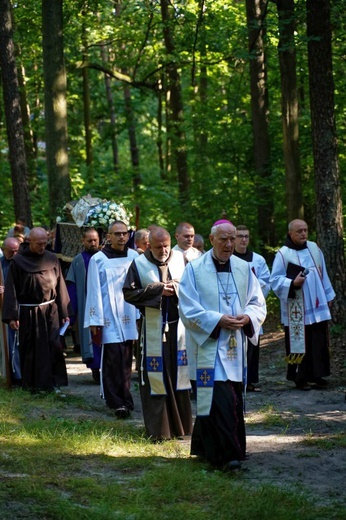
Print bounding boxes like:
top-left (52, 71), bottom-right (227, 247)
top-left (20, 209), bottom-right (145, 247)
top-left (113, 1), bottom-right (139, 185)
top-left (245, 0), bottom-right (275, 250)
top-left (306, 0), bottom-right (345, 323)
top-left (160, 0), bottom-right (189, 205)
top-left (276, 0), bottom-right (303, 221)
top-left (157, 76), bottom-right (165, 179)
top-left (123, 79), bottom-right (141, 191)
top-left (17, 59), bottom-right (37, 191)
top-left (100, 44), bottom-right (119, 174)
top-left (192, 0), bottom-right (208, 161)
top-left (0, 0), bottom-right (32, 227)
top-left (42, 0), bottom-right (71, 223)
top-left (82, 12), bottom-right (93, 177)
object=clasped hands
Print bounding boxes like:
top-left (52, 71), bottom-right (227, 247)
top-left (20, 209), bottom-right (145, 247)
top-left (219, 314), bottom-right (250, 331)
top-left (162, 282), bottom-right (175, 297)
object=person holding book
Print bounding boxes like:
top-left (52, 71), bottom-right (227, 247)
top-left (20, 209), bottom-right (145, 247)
top-left (270, 219), bottom-right (335, 390)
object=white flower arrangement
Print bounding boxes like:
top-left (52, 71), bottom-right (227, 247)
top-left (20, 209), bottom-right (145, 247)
top-left (84, 200), bottom-right (131, 230)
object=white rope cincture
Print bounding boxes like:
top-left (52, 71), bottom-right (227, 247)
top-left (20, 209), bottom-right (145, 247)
top-left (19, 299), bottom-right (55, 307)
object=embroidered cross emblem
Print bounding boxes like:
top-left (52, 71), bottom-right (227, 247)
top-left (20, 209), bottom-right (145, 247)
top-left (89, 307), bottom-right (96, 317)
top-left (290, 303), bottom-right (303, 322)
top-left (104, 318), bottom-right (111, 328)
top-left (122, 315), bottom-right (130, 325)
top-left (190, 318), bottom-right (202, 329)
top-left (179, 351), bottom-right (188, 365)
top-left (199, 370), bottom-right (211, 386)
top-left (150, 358), bottom-right (159, 371)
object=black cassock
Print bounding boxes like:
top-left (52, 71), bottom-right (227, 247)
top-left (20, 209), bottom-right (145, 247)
top-left (2, 245), bottom-right (72, 392)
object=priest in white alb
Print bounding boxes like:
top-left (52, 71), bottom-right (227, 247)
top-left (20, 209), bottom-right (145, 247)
top-left (270, 219), bottom-right (335, 391)
top-left (179, 220), bottom-right (266, 471)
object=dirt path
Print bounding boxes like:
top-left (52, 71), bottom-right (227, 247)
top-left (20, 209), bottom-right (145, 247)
top-left (63, 330), bottom-right (346, 507)
top-left (242, 331), bottom-right (345, 506)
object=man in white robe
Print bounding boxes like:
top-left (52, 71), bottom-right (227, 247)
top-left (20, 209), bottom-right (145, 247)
top-left (179, 220), bottom-right (266, 471)
top-left (270, 219), bottom-right (335, 390)
top-left (84, 221), bottom-right (139, 418)
top-left (172, 222), bottom-right (201, 262)
top-left (233, 224), bottom-right (271, 392)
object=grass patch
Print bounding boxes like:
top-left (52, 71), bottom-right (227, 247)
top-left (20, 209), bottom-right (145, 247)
top-left (301, 431), bottom-right (346, 450)
top-left (0, 385), bottom-right (344, 520)
top-left (246, 404), bottom-right (295, 430)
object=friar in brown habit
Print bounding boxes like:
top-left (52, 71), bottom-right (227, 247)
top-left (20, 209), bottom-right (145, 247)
top-left (2, 227), bottom-right (71, 392)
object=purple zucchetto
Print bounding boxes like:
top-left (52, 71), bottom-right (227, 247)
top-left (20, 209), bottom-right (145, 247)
top-left (212, 219), bottom-right (233, 227)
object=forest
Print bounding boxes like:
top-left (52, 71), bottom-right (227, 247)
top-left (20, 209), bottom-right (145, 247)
top-left (0, 0), bottom-right (345, 321)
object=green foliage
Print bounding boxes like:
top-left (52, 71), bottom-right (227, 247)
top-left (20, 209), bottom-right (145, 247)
top-left (330, 323), bottom-right (346, 337)
top-left (0, 0), bottom-right (345, 251)
top-left (265, 290), bottom-right (282, 325)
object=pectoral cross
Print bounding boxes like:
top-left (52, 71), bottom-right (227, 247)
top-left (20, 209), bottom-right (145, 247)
top-left (222, 294), bottom-right (231, 305)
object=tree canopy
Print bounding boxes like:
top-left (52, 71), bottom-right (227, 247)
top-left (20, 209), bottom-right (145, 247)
top-left (0, 0), bottom-right (344, 257)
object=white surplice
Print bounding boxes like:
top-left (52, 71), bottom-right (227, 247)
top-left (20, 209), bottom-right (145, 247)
top-left (179, 251), bottom-right (266, 415)
top-left (84, 249), bottom-right (139, 344)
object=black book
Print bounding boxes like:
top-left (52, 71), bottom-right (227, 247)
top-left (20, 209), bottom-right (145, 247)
top-left (286, 262), bottom-right (304, 280)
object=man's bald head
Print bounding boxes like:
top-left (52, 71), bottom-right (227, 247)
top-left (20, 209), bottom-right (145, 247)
top-left (28, 227), bottom-right (48, 255)
top-left (288, 219), bottom-right (308, 246)
top-left (2, 237), bottom-right (20, 260)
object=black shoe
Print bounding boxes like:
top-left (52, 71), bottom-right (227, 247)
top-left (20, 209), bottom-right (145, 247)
top-left (114, 406), bottom-right (130, 419)
top-left (222, 460), bottom-right (241, 472)
top-left (295, 382), bottom-right (311, 391)
top-left (92, 369), bottom-right (100, 384)
top-left (312, 378), bottom-right (328, 389)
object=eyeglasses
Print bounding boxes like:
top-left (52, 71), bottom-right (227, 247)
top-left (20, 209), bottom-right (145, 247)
top-left (110, 231), bottom-right (129, 237)
top-left (236, 234), bottom-right (249, 239)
